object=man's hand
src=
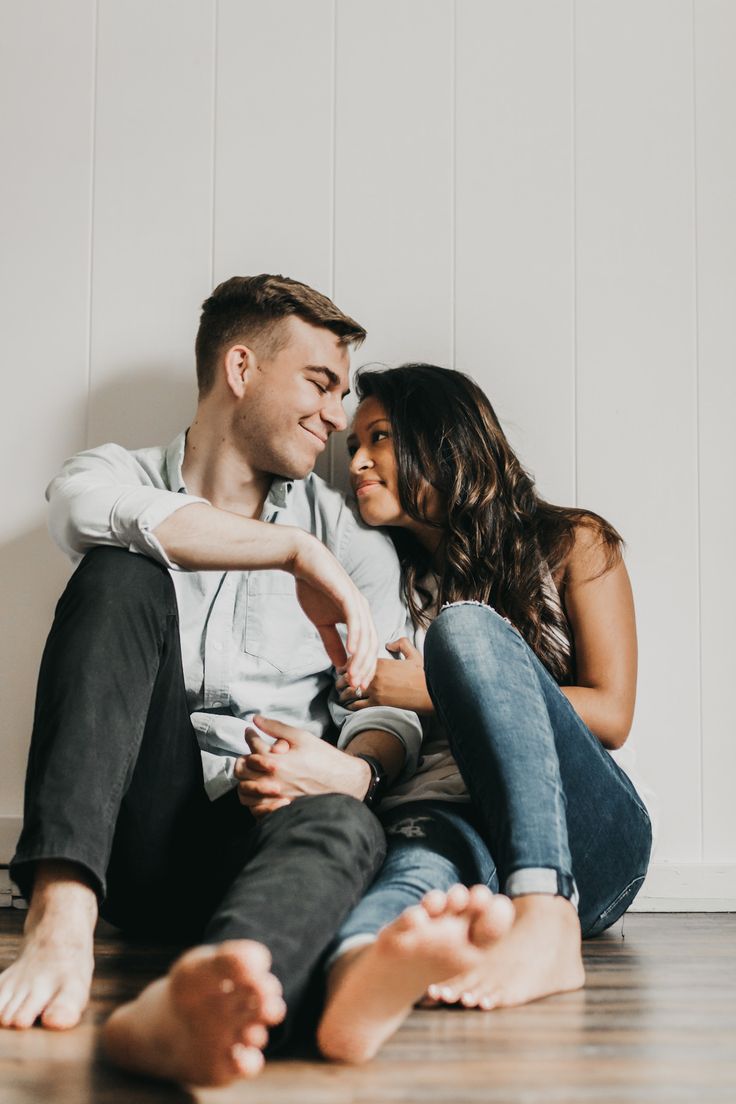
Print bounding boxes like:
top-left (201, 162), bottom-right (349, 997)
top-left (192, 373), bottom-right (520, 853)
top-left (336, 637), bottom-right (434, 713)
top-left (288, 531), bottom-right (378, 692)
top-left (234, 716), bottom-right (372, 818)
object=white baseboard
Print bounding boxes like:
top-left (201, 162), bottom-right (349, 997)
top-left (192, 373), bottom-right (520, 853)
top-left (631, 862), bottom-right (736, 911)
top-left (2, 816), bottom-right (734, 912)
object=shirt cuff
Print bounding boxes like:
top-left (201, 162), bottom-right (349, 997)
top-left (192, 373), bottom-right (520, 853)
top-left (337, 706), bottom-right (422, 783)
top-left (109, 488), bottom-right (209, 569)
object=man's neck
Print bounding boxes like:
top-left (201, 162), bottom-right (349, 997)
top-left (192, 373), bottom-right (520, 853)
top-left (182, 410), bottom-right (271, 521)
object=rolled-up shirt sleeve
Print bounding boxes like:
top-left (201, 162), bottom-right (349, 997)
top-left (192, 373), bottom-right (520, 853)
top-left (46, 445), bottom-right (208, 568)
top-left (328, 508), bottom-right (423, 782)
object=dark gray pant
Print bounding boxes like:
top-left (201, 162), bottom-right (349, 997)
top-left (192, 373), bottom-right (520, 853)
top-left (11, 547), bottom-right (385, 1049)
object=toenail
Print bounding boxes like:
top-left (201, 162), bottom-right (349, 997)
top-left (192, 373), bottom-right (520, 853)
top-left (440, 988), bottom-right (455, 1001)
top-left (220, 979), bottom-right (235, 993)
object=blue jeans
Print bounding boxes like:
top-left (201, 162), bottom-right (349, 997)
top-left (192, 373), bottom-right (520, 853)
top-left (331, 602), bottom-right (652, 956)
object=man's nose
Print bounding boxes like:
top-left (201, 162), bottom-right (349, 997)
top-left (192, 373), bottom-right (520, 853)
top-left (323, 393), bottom-right (348, 433)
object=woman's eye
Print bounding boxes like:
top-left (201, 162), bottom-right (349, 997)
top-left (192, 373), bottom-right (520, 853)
top-left (372, 430), bottom-right (389, 443)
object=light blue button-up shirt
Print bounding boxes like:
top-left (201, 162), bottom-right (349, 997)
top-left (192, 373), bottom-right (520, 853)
top-left (46, 432), bottom-right (423, 800)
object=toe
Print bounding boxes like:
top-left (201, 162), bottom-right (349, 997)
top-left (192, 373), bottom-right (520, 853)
top-left (0, 985), bottom-right (30, 1027)
top-left (421, 890), bottom-right (448, 917)
top-left (460, 991), bottom-right (480, 1008)
top-left (41, 993), bottom-right (83, 1030)
top-left (445, 885), bottom-right (470, 914)
top-left (241, 1022), bottom-right (269, 1049)
top-left (470, 893), bottom-right (515, 946)
top-left (11, 994), bottom-right (41, 1030)
top-left (230, 1042), bottom-right (265, 1078)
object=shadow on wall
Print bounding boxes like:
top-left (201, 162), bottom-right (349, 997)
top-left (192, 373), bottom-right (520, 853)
top-left (1, 369), bottom-right (197, 824)
top-left (0, 525), bottom-right (72, 817)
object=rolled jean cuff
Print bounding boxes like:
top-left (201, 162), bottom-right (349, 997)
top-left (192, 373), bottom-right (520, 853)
top-left (505, 867), bottom-right (579, 910)
top-left (323, 932), bottom-right (377, 973)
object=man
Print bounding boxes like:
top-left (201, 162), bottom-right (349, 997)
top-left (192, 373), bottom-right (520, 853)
top-left (0, 275), bottom-right (422, 1086)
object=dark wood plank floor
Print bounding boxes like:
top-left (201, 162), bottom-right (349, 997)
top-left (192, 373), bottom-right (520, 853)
top-left (1, 910), bottom-right (735, 1103)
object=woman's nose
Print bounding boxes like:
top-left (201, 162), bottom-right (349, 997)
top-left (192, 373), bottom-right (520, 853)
top-left (349, 447), bottom-right (372, 474)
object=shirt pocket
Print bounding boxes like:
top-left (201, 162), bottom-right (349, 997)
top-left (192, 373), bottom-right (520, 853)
top-left (243, 572), bottom-right (331, 677)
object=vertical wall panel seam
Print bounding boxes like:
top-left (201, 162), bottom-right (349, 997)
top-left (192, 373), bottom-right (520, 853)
top-left (329, 0), bottom-right (338, 485)
top-left (691, 0), bottom-right (704, 862)
top-left (210, 0), bottom-right (219, 289)
top-left (571, 0), bottom-right (579, 507)
top-left (450, 0), bottom-right (457, 372)
top-left (84, 0), bottom-right (100, 450)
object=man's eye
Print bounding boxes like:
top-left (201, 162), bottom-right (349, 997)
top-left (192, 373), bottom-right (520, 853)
top-left (312, 381), bottom-right (328, 395)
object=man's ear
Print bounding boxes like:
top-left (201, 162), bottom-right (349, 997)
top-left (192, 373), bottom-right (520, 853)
top-left (223, 344), bottom-right (256, 399)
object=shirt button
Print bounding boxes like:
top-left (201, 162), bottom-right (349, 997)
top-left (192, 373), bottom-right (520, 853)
top-left (212, 701), bottom-right (222, 708)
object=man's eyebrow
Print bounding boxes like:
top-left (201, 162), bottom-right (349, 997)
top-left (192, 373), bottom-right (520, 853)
top-left (306, 365), bottom-right (351, 398)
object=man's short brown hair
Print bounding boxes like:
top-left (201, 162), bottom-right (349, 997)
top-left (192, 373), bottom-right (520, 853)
top-left (195, 274), bottom-right (366, 396)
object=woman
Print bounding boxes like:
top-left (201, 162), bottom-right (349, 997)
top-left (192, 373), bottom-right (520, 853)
top-left (316, 364), bottom-right (652, 1064)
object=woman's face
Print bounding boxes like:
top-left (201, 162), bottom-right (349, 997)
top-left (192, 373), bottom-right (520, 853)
top-left (347, 397), bottom-right (404, 527)
top-left (347, 396), bottom-right (444, 534)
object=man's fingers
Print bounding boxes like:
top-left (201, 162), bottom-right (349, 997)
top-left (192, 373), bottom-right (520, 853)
top-left (344, 598), bottom-right (378, 691)
top-left (247, 734), bottom-right (273, 756)
top-left (318, 625), bottom-right (348, 671)
top-left (238, 779), bottom-right (283, 801)
top-left (252, 716), bottom-right (301, 743)
top-left (234, 754), bottom-right (275, 779)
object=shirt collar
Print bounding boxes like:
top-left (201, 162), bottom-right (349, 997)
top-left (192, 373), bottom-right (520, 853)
top-left (262, 476), bottom-right (295, 519)
top-left (165, 431), bottom-right (188, 493)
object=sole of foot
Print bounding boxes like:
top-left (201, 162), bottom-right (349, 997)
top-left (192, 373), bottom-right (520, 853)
top-left (426, 892), bottom-right (585, 1009)
top-left (318, 885), bottom-right (514, 1064)
top-left (102, 940), bottom-right (286, 1087)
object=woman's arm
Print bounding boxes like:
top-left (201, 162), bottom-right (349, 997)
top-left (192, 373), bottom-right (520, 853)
top-left (337, 637), bottom-right (435, 715)
top-left (559, 524), bottom-right (637, 750)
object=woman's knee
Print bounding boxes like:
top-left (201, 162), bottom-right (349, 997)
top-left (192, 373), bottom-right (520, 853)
top-left (424, 601), bottom-right (516, 679)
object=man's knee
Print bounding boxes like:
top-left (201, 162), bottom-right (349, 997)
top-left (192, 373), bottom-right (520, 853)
top-left (260, 793), bottom-right (386, 877)
top-left (65, 547), bottom-right (175, 616)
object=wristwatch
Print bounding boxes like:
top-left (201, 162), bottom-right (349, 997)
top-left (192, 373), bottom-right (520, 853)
top-left (356, 754), bottom-right (388, 809)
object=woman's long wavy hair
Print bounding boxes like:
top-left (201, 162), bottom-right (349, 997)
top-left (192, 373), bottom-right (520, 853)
top-left (355, 364), bottom-right (623, 684)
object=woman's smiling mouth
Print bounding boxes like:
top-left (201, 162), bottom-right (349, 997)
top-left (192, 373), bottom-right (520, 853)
top-left (354, 480), bottom-right (384, 496)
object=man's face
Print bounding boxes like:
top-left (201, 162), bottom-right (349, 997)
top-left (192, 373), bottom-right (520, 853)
top-left (239, 316), bottom-right (351, 480)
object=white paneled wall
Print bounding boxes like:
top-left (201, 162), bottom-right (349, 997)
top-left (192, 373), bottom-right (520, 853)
top-left (1, 0), bottom-right (734, 903)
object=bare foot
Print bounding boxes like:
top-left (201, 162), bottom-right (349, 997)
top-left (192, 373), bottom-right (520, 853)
top-left (0, 862), bottom-right (97, 1030)
top-left (426, 892), bottom-right (585, 1009)
top-left (317, 885), bottom-right (514, 1064)
top-left (102, 941), bottom-right (286, 1087)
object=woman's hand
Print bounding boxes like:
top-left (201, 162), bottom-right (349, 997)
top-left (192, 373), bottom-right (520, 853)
top-left (336, 637), bottom-right (434, 714)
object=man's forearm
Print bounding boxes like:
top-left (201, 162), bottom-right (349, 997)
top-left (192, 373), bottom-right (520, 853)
top-left (154, 502), bottom-right (301, 571)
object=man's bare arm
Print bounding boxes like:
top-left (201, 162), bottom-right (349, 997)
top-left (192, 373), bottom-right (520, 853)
top-left (155, 503), bottom-right (378, 691)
